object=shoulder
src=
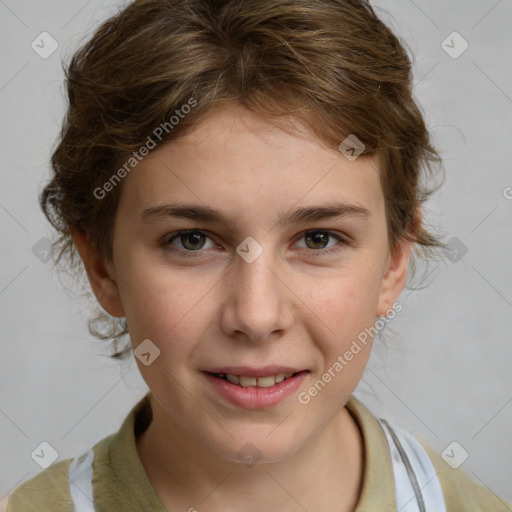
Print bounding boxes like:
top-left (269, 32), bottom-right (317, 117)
top-left (347, 396), bottom-right (511, 511)
top-left (5, 432), bottom-right (116, 512)
top-left (5, 458), bottom-right (74, 512)
top-left (418, 437), bottom-right (512, 511)
top-left (5, 395), bottom-right (150, 512)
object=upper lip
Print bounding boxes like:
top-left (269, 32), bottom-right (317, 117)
top-left (204, 366), bottom-right (307, 377)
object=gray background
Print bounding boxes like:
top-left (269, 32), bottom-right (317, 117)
top-left (1, 0), bottom-right (511, 505)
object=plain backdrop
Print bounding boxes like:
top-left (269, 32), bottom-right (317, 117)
top-left (1, 0), bottom-right (511, 504)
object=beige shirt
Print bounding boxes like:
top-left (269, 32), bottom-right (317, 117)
top-left (6, 392), bottom-right (511, 511)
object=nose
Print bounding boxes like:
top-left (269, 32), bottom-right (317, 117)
top-left (220, 246), bottom-right (294, 343)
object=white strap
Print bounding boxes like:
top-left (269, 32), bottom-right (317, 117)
top-left (378, 419), bottom-right (446, 512)
top-left (68, 449), bottom-right (96, 512)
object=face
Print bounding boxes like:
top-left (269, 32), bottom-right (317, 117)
top-left (79, 104), bottom-right (411, 463)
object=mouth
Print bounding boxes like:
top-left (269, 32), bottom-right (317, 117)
top-left (206, 371), bottom-right (303, 388)
top-left (203, 367), bottom-right (309, 409)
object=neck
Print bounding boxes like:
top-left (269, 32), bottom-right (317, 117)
top-left (136, 395), bottom-right (364, 512)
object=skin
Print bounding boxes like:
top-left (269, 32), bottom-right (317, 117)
top-left (73, 104), bottom-right (412, 512)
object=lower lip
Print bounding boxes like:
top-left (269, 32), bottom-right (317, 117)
top-left (203, 371), bottom-right (308, 410)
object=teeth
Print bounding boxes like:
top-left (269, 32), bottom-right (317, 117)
top-left (257, 375), bottom-right (276, 387)
top-left (226, 374), bottom-right (240, 385)
top-left (217, 372), bottom-right (297, 387)
top-left (239, 376), bottom-right (257, 387)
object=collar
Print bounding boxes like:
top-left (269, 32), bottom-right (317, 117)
top-left (105, 391), bottom-right (396, 511)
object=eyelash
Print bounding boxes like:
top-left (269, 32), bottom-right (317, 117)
top-left (162, 229), bottom-right (350, 258)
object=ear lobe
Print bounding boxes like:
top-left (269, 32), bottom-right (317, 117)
top-left (71, 225), bottom-right (125, 318)
top-left (376, 238), bottom-right (413, 317)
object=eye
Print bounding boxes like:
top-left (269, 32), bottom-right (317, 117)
top-left (294, 230), bottom-right (349, 256)
top-left (164, 230), bottom-right (216, 256)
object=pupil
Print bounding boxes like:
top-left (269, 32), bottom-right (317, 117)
top-left (306, 231), bottom-right (328, 249)
top-left (182, 232), bottom-right (204, 250)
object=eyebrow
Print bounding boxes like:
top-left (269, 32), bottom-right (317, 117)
top-left (141, 202), bottom-right (371, 227)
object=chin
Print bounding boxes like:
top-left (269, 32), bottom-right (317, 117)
top-left (202, 426), bottom-right (305, 467)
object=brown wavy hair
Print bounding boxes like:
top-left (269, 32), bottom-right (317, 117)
top-left (41, 0), bottom-right (444, 359)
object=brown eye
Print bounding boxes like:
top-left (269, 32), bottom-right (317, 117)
top-left (295, 230), bottom-right (349, 256)
top-left (165, 230), bottom-right (215, 252)
top-left (304, 231), bottom-right (331, 249)
top-left (180, 231), bottom-right (206, 250)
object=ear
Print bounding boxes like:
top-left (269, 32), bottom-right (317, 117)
top-left (376, 237), bottom-right (412, 316)
top-left (71, 225), bottom-right (125, 318)
top-left (376, 207), bottom-right (422, 315)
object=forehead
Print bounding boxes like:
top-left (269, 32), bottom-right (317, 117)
top-left (116, 105), bottom-right (384, 224)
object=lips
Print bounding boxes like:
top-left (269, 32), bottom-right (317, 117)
top-left (203, 368), bottom-right (309, 409)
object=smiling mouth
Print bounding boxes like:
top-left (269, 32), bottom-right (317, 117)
top-left (207, 371), bottom-right (304, 388)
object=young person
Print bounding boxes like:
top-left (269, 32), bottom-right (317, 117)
top-left (7, 0), bottom-right (511, 510)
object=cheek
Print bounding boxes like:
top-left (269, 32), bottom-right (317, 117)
top-left (303, 262), bottom-right (384, 332)
top-left (299, 263), bottom-right (384, 381)
top-left (114, 250), bottom-right (211, 351)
